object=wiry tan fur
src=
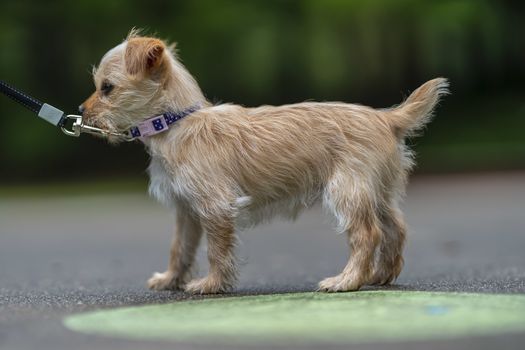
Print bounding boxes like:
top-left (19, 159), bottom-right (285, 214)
top-left (81, 31), bottom-right (449, 294)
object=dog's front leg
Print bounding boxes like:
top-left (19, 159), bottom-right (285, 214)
top-left (148, 205), bottom-right (203, 291)
top-left (185, 216), bottom-right (237, 294)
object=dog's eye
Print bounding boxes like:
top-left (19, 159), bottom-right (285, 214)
top-left (100, 81), bottom-right (114, 96)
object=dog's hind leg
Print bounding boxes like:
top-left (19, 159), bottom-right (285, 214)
top-left (319, 172), bottom-right (382, 292)
top-left (148, 204), bottom-right (203, 291)
top-left (370, 203), bottom-right (406, 285)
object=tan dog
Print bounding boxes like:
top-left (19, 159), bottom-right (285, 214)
top-left (80, 31), bottom-right (448, 294)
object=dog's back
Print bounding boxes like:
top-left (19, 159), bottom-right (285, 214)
top-left (172, 78), bottom-right (448, 229)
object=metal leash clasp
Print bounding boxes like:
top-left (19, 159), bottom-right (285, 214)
top-left (61, 115), bottom-right (82, 137)
top-left (61, 115), bottom-right (134, 141)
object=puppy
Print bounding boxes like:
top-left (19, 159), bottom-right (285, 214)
top-left (80, 31), bottom-right (448, 294)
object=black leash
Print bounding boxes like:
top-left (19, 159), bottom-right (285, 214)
top-left (0, 79), bottom-right (132, 140)
top-left (0, 79), bottom-right (65, 126)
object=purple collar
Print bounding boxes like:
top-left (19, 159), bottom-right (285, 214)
top-left (127, 104), bottom-right (201, 140)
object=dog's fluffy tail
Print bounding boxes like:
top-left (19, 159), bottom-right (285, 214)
top-left (390, 77), bottom-right (449, 138)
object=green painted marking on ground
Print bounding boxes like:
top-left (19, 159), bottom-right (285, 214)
top-left (64, 291), bottom-right (525, 345)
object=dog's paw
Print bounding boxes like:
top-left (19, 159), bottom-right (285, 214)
top-left (147, 271), bottom-right (180, 291)
top-left (318, 274), bottom-right (362, 292)
top-left (368, 270), bottom-right (395, 286)
top-left (369, 259), bottom-right (403, 286)
top-left (184, 276), bottom-right (229, 295)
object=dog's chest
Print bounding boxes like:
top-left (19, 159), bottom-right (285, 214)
top-left (147, 156), bottom-right (176, 207)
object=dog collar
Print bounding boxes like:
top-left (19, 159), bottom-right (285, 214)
top-left (128, 104), bottom-right (201, 140)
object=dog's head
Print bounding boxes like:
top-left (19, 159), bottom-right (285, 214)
top-left (80, 31), bottom-right (205, 143)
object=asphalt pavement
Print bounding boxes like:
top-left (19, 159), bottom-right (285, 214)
top-left (0, 172), bottom-right (524, 350)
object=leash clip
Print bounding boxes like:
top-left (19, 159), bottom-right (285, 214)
top-left (61, 115), bottom-right (82, 137)
top-left (61, 115), bottom-right (134, 141)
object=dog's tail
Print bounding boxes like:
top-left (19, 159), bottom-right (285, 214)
top-left (390, 78), bottom-right (449, 138)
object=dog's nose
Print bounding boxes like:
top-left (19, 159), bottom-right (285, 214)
top-left (78, 104), bottom-right (85, 115)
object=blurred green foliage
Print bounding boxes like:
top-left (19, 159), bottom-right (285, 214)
top-left (0, 0), bottom-right (524, 183)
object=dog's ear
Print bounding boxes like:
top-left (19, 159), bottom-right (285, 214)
top-left (125, 37), bottom-right (166, 76)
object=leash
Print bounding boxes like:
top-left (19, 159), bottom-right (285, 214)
top-left (0, 79), bottom-right (133, 141)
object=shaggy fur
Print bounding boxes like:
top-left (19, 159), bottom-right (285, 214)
top-left (81, 32), bottom-right (449, 294)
